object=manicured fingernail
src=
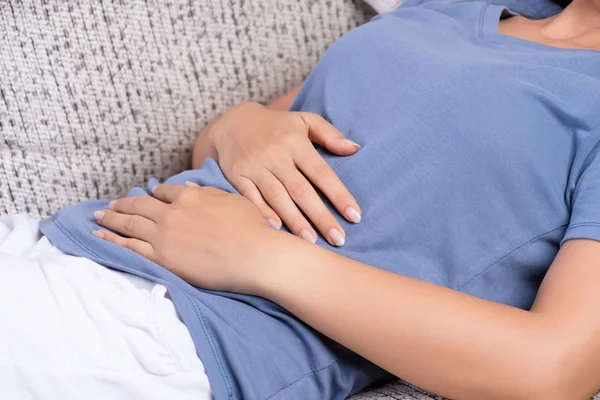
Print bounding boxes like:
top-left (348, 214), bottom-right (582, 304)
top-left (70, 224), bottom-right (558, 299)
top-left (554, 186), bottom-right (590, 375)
top-left (345, 206), bottom-right (361, 223)
top-left (93, 210), bottom-right (105, 221)
top-left (108, 200), bottom-right (116, 210)
top-left (328, 228), bottom-right (345, 247)
top-left (91, 230), bottom-right (105, 238)
top-left (185, 181), bottom-right (200, 187)
top-left (267, 218), bottom-right (281, 229)
top-left (299, 229), bottom-right (317, 244)
top-left (343, 138), bottom-right (360, 149)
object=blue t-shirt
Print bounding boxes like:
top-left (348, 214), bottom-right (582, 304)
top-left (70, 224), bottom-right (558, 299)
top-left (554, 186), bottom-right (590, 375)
top-left (41, 1), bottom-right (600, 399)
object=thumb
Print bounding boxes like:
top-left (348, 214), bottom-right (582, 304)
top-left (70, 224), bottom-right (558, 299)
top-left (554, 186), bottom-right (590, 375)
top-left (299, 113), bottom-right (360, 156)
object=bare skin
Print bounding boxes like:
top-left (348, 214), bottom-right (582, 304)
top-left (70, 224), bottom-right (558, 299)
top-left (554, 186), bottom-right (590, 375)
top-left (499, 0), bottom-right (600, 50)
top-left (94, 1), bottom-right (600, 398)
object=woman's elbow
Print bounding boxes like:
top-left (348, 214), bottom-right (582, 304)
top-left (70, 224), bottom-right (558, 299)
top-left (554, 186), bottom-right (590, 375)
top-left (519, 371), bottom-right (593, 400)
top-left (513, 345), bottom-right (598, 400)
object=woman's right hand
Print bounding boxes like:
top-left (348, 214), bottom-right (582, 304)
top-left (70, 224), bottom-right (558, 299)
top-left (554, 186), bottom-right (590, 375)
top-left (194, 102), bottom-right (361, 246)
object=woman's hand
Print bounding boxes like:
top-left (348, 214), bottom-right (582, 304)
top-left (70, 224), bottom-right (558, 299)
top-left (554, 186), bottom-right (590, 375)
top-left (92, 183), bottom-right (282, 294)
top-left (195, 102), bottom-right (361, 247)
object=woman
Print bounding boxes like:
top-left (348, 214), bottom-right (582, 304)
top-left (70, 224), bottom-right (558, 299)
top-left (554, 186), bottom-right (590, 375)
top-left (5, 0), bottom-right (600, 399)
top-left (90, 0), bottom-right (600, 397)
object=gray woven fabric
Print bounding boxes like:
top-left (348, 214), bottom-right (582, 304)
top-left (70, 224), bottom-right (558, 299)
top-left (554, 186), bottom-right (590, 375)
top-left (350, 381), bottom-right (445, 400)
top-left (1, 1), bottom-right (598, 399)
top-left (0, 0), bottom-right (373, 217)
top-left (350, 381), bottom-right (600, 400)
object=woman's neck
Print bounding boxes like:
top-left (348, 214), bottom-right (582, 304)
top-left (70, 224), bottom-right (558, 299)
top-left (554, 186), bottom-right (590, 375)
top-left (499, 0), bottom-right (600, 50)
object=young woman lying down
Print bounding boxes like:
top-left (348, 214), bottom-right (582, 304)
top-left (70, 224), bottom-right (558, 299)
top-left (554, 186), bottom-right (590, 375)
top-left (3, 0), bottom-right (600, 399)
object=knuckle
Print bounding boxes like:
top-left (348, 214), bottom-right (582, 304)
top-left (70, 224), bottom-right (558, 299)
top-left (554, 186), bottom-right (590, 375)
top-left (178, 189), bottom-right (196, 203)
top-left (166, 206), bottom-right (185, 224)
top-left (263, 186), bottom-right (285, 202)
top-left (230, 161), bottom-right (250, 177)
top-left (311, 164), bottom-right (331, 184)
top-left (127, 198), bottom-right (141, 214)
top-left (297, 112), bottom-right (314, 126)
top-left (310, 211), bottom-right (331, 228)
top-left (237, 182), bottom-right (257, 200)
top-left (310, 113), bottom-right (325, 124)
top-left (280, 131), bottom-right (300, 147)
top-left (124, 240), bottom-right (137, 251)
top-left (123, 216), bottom-right (137, 234)
top-left (151, 235), bottom-right (166, 253)
top-left (288, 180), bottom-right (312, 201)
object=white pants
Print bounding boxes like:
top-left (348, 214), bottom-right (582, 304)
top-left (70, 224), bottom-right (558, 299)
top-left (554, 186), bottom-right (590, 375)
top-left (0, 214), bottom-right (213, 400)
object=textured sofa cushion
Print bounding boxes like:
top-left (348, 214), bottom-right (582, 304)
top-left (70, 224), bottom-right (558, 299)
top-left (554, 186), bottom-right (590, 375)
top-left (0, 0), bottom-right (373, 217)
top-left (351, 381), bottom-right (600, 400)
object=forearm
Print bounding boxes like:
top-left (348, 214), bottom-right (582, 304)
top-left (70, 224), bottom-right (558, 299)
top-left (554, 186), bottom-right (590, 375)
top-left (265, 84), bottom-right (301, 111)
top-left (253, 233), bottom-right (573, 400)
top-left (192, 119), bottom-right (218, 168)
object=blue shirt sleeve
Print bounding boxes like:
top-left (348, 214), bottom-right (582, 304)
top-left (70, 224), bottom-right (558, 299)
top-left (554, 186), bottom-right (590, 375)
top-left (562, 145), bottom-right (600, 246)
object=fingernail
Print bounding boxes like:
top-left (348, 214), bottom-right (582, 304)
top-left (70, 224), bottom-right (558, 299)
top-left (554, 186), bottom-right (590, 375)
top-left (185, 181), bottom-right (200, 187)
top-left (91, 230), bottom-right (105, 238)
top-left (267, 218), bottom-right (281, 229)
top-left (108, 200), bottom-right (116, 210)
top-left (328, 228), bottom-right (345, 247)
top-left (345, 206), bottom-right (361, 223)
top-left (342, 138), bottom-right (360, 149)
top-left (93, 210), bottom-right (105, 221)
top-left (299, 229), bottom-right (317, 244)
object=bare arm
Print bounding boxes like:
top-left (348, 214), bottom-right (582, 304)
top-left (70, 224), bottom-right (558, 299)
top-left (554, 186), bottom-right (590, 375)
top-left (97, 175), bottom-right (600, 399)
top-left (265, 84), bottom-right (302, 111)
top-left (252, 234), bottom-right (600, 400)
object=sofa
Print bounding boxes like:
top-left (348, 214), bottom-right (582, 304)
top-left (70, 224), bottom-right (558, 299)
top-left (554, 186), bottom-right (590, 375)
top-left (1, 0), bottom-right (598, 398)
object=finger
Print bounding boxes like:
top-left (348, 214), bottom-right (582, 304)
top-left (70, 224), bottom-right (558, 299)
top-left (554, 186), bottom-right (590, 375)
top-left (233, 176), bottom-right (282, 229)
top-left (94, 209), bottom-right (157, 243)
top-left (91, 229), bottom-right (155, 260)
top-left (275, 165), bottom-right (347, 247)
top-left (299, 112), bottom-right (360, 156)
top-left (152, 184), bottom-right (186, 204)
top-left (108, 196), bottom-right (168, 222)
top-left (253, 169), bottom-right (318, 243)
top-left (294, 142), bottom-right (362, 224)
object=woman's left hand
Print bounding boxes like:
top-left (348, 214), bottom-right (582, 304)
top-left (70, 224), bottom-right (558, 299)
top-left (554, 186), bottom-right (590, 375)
top-left (92, 183), bottom-right (279, 294)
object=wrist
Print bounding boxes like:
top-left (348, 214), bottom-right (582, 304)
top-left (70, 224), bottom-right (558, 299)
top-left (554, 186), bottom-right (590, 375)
top-left (211, 102), bottom-right (266, 150)
top-left (193, 120), bottom-right (219, 168)
top-left (245, 229), bottom-right (324, 299)
top-left (193, 102), bottom-right (266, 168)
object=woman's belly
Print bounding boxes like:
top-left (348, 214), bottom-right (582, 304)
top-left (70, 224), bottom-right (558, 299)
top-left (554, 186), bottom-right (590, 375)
top-left (0, 214), bottom-right (213, 400)
top-left (286, 13), bottom-right (576, 308)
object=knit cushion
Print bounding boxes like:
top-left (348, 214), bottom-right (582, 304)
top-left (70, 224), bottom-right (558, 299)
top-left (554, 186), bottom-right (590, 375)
top-left (350, 381), bottom-right (600, 400)
top-left (0, 0), bottom-right (373, 217)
